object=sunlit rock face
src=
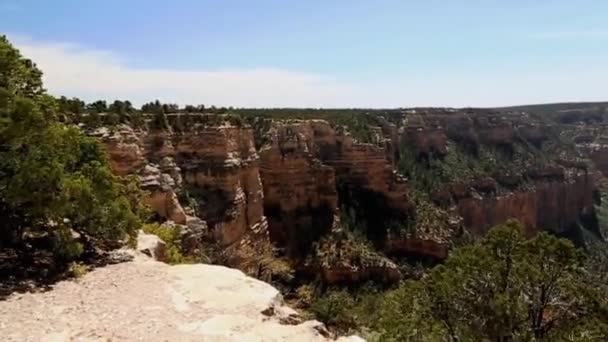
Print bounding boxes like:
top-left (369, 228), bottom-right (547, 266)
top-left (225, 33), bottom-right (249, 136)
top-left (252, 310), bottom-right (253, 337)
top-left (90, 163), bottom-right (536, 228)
top-left (139, 163), bottom-right (187, 224)
top-left (96, 126), bottom-right (187, 225)
top-left (97, 125), bottom-right (146, 176)
top-left (258, 120), bottom-right (447, 269)
top-left (100, 124), bottom-right (268, 247)
top-left (96, 108), bottom-right (603, 278)
top-left (259, 123), bottom-right (338, 258)
top-left (150, 126), bottom-right (267, 246)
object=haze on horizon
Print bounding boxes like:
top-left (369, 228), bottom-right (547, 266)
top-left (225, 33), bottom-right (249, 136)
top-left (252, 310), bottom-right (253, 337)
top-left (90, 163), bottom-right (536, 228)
top-left (1, 0), bottom-right (607, 108)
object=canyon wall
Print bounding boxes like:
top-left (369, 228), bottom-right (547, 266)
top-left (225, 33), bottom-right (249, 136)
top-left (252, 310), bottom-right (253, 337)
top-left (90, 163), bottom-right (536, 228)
top-left (258, 120), bottom-right (451, 265)
top-left (150, 126), bottom-right (267, 246)
top-left (259, 123), bottom-right (338, 258)
top-left (456, 173), bottom-right (595, 236)
top-left (399, 110), bottom-right (598, 238)
top-left (97, 109), bottom-right (602, 285)
top-left (99, 124), bottom-right (268, 247)
top-left (259, 120), bottom-right (412, 242)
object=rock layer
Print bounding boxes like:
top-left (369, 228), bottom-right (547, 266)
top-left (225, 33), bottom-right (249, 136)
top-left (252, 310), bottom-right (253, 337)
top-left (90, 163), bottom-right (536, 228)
top-left (98, 110), bottom-right (602, 277)
top-left (259, 124), bottom-right (338, 257)
top-left (259, 121), bottom-right (413, 247)
top-left (157, 126), bottom-right (267, 246)
top-left (456, 173), bottom-right (595, 236)
top-left (101, 124), bottom-right (268, 247)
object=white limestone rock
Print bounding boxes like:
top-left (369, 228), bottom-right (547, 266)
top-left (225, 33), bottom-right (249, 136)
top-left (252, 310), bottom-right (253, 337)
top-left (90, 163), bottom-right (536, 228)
top-left (0, 252), bottom-right (364, 341)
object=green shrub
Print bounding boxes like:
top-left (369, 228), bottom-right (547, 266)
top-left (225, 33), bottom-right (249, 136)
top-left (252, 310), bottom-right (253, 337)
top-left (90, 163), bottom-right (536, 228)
top-left (52, 226), bottom-right (84, 260)
top-left (295, 284), bottom-right (316, 308)
top-left (226, 242), bottom-right (294, 283)
top-left (310, 290), bottom-right (356, 332)
top-left (141, 223), bottom-right (193, 264)
top-left (375, 220), bottom-right (606, 341)
top-left (0, 35), bottom-right (141, 262)
top-left (304, 284), bottom-right (387, 336)
top-left (67, 262), bottom-right (88, 279)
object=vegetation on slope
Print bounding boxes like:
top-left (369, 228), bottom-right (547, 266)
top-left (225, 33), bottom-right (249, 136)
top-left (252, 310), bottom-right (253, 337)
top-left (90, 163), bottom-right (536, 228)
top-left (308, 221), bottom-right (608, 341)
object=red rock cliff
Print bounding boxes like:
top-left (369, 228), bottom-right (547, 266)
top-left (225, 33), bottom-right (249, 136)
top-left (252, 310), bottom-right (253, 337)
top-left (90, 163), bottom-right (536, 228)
top-left (259, 120), bottom-right (450, 266)
top-left (100, 124), bottom-right (268, 247)
top-left (456, 172), bottom-right (594, 236)
top-left (401, 110), bottom-right (596, 238)
top-left (259, 123), bottom-right (338, 257)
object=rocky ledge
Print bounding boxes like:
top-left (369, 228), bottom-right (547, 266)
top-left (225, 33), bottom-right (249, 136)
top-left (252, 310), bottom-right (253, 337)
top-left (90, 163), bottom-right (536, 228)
top-left (0, 253), bottom-right (362, 342)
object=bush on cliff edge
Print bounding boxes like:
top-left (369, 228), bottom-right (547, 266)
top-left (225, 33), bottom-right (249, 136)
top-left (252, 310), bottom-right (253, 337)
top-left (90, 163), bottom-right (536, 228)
top-left (0, 35), bottom-right (141, 262)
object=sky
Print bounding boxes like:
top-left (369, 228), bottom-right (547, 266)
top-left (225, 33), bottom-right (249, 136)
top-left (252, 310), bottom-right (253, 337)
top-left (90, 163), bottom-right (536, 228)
top-left (1, 0), bottom-right (608, 107)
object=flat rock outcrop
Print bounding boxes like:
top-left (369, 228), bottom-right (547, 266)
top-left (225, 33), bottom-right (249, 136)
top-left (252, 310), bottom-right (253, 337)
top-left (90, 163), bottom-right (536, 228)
top-left (0, 254), bottom-right (362, 341)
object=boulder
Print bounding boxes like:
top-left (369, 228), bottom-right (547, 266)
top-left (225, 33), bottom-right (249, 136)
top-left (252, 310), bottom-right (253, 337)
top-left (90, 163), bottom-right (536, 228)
top-left (161, 216), bottom-right (209, 257)
top-left (137, 231), bottom-right (167, 262)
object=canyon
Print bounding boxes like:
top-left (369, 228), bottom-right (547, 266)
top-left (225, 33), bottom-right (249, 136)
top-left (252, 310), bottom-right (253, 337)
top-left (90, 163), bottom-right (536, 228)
top-left (3, 31), bottom-right (606, 341)
top-left (98, 109), bottom-right (606, 284)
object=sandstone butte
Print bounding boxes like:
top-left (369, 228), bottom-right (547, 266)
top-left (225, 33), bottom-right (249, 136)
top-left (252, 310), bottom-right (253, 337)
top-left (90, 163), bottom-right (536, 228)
top-left (0, 242), bottom-right (363, 342)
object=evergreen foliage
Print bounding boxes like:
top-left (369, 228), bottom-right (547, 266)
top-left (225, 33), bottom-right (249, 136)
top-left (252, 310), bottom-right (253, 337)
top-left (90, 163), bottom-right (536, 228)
top-left (374, 220), bottom-right (607, 341)
top-left (0, 35), bottom-right (141, 261)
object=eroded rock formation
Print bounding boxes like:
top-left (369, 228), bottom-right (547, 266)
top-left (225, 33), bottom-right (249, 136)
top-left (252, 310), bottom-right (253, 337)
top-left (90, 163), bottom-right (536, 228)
top-left (259, 120), bottom-right (451, 274)
top-left (100, 124), bottom-right (269, 248)
top-left (259, 123), bottom-right (337, 257)
top-left (259, 120), bottom-right (412, 242)
top-left (154, 126), bottom-right (268, 246)
top-left (398, 110), bottom-right (598, 239)
top-left (456, 172), bottom-right (595, 236)
top-left (98, 125), bottom-right (146, 176)
top-left (96, 109), bottom-right (603, 285)
top-left (139, 163), bottom-right (187, 224)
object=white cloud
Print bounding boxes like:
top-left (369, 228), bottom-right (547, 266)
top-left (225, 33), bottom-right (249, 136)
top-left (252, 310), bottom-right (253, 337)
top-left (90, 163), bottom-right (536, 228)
top-left (13, 36), bottom-right (357, 107)
top-left (10, 35), bottom-right (608, 108)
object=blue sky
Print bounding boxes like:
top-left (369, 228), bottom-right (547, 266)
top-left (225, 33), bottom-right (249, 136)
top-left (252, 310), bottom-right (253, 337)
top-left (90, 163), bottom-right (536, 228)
top-left (2, 0), bottom-right (607, 107)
